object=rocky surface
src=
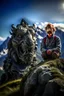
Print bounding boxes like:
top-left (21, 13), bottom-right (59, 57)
top-left (0, 58), bottom-right (64, 96)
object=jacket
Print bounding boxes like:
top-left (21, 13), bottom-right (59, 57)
top-left (40, 35), bottom-right (61, 53)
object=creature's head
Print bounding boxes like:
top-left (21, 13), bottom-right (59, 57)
top-left (10, 23), bottom-right (36, 64)
top-left (20, 19), bottom-right (28, 27)
top-left (45, 23), bottom-right (56, 38)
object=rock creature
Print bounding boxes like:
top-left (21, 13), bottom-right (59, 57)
top-left (1, 19), bottom-right (37, 83)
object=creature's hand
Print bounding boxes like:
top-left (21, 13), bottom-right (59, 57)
top-left (47, 49), bottom-right (52, 55)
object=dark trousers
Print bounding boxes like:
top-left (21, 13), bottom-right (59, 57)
top-left (42, 51), bottom-right (60, 60)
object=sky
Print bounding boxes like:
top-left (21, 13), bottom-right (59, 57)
top-left (0, 0), bottom-right (64, 38)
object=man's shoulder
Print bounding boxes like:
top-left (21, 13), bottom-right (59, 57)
top-left (42, 36), bottom-right (47, 42)
top-left (43, 36), bottom-right (47, 39)
top-left (53, 35), bottom-right (60, 40)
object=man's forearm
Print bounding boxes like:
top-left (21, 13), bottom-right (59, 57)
top-left (41, 48), bottom-right (47, 53)
top-left (51, 47), bottom-right (61, 53)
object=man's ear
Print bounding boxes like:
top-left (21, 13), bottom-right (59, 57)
top-left (53, 27), bottom-right (56, 32)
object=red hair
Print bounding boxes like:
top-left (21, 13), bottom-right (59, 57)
top-left (45, 23), bottom-right (56, 32)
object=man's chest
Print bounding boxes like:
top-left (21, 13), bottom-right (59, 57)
top-left (46, 38), bottom-right (56, 48)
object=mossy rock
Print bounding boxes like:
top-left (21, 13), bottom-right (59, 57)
top-left (0, 79), bottom-right (21, 96)
top-left (0, 58), bottom-right (64, 96)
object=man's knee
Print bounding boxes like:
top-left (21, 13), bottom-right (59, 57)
top-left (41, 52), bottom-right (47, 59)
top-left (52, 51), bottom-right (60, 59)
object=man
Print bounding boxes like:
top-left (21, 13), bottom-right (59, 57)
top-left (40, 23), bottom-right (61, 60)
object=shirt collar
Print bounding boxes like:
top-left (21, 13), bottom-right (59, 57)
top-left (47, 34), bottom-right (53, 39)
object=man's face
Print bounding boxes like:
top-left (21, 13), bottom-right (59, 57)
top-left (46, 28), bottom-right (53, 38)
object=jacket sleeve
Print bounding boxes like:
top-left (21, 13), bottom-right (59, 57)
top-left (40, 38), bottom-right (47, 53)
top-left (52, 36), bottom-right (61, 53)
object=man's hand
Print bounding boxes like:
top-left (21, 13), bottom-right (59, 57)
top-left (47, 49), bottom-right (52, 55)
